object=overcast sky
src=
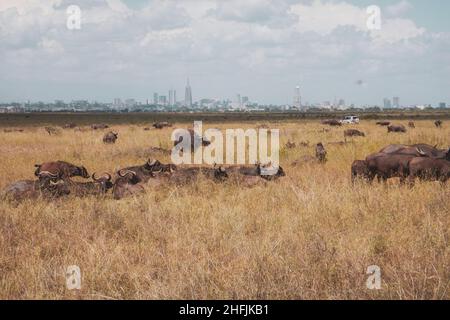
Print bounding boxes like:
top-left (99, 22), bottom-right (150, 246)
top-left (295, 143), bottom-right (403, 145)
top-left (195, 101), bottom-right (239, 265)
top-left (1, 0), bottom-right (449, 106)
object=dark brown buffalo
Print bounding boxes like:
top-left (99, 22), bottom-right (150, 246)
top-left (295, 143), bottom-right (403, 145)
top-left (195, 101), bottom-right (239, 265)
top-left (103, 131), bottom-right (118, 144)
top-left (4, 128), bottom-right (24, 133)
top-left (344, 129), bottom-right (365, 138)
top-left (315, 143), bottom-right (327, 163)
top-left (408, 158), bottom-right (450, 185)
top-left (115, 159), bottom-right (176, 183)
top-left (167, 166), bottom-right (228, 186)
top-left (173, 129), bottom-right (211, 152)
top-left (34, 161), bottom-right (90, 181)
top-left (387, 125), bottom-right (407, 133)
top-left (351, 160), bottom-right (370, 183)
top-left (435, 120), bottom-right (443, 128)
top-left (285, 141), bottom-right (296, 149)
top-left (408, 121), bottom-right (415, 128)
top-left (45, 126), bottom-right (59, 135)
top-left (321, 119), bottom-right (342, 126)
top-left (91, 123), bottom-right (109, 130)
top-left (66, 173), bottom-right (113, 197)
top-left (378, 144), bottom-right (450, 160)
top-left (376, 121), bottom-right (390, 126)
top-left (366, 154), bottom-right (414, 183)
top-left (113, 170), bottom-right (146, 200)
top-left (1, 174), bottom-right (70, 201)
top-left (63, 123), bottom-right (77, 129)
top-left (153, 122), bottom-right (172, 129)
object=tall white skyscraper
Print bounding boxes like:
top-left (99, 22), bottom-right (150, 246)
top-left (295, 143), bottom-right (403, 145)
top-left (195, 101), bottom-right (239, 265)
top-left (293, 85), bottom-right (301, 109)
top-left (184, 78), bottom-right (192, 107)
top-left (169, 89), bottom-right (174, 106)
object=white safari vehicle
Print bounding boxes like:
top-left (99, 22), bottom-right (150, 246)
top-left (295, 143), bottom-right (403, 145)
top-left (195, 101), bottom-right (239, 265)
top-left (340, 115), bottom-right (360, 124)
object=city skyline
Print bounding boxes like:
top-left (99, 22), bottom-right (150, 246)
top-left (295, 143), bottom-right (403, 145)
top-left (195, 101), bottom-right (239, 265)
top-left (1, 0), bottom-right (450, 105)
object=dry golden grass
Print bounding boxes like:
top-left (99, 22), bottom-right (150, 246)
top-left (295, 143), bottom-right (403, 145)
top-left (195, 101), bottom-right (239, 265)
top-left (0, 120), bottom-right (449, 299)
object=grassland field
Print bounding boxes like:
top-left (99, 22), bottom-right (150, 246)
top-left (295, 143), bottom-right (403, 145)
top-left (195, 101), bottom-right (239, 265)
top-left (0, 112), bottom-right (448, 299)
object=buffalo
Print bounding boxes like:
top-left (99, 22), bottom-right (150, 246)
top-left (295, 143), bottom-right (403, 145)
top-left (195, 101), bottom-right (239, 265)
top-left (173, 129), bottom-right (211, 152)
top-left (378, 144), bottom-right (449, 160)
top-left (1, 173), bottom-right (70, 202)
top-left (344, 129), bottom-right (365, 138)
top-left (321, 119), bottom-right (342, 126)
top-left (35, 161), bottom-right (90, 181)
top-left (153, 122), bottom-right (172, 129)
top-left (315, 143), bottom-right (327, 163)
top-left (103, 131), bottom-right (118, 144)
top-left (45, 127), bottom-right (59, 135)
top-left (408, 158), bottom-right (450, 185)
top-left (376, 121), bottom-right (390, 126)
top-left (351, 160), bottom-right (370, 183)
top-left (113, 170), bottom-right (146, 200)
top-left (115, 159), bottom-right (176, 183)
top-left (435, 120), bottom-right (443, 128)
top-left (91, 124), bottom-right (109, 130)
top-left (285, 141), bottom-right (296, 149)
top-left (387, 125), bottom-right (407, 133)
top-left (63, 123), bottom-right (77, 129)
top-left (366, 154), bottom-right (414, 183)
top-left (65, 173), bottom-right (113, 197)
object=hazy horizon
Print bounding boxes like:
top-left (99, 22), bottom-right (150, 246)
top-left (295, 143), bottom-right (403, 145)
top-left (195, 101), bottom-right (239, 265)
top-left (1, 0), bottom-right (450, 106)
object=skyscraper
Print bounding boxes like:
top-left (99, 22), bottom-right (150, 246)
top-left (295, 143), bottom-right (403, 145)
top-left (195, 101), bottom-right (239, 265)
top-left (383, 98), bottom-right (392, 109)
top-left (184, 78), bottom-right (192, 108)
top-left (393, 97), bottom-right (400, 108)
top-left (293, 85), bottom-right (301, 109)
top-left (169, 89), bottom-right (174, 106)
top-left (153, 93), bottom-right (158, 105)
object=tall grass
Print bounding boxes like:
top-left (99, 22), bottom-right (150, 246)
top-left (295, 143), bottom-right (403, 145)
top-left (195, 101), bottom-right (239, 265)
top-left (0, 120), bottom-right (448, 299)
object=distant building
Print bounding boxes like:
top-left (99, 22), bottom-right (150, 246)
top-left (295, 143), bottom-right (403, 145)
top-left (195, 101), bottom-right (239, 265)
top-left (293, 85), bottom-right (301, 109)
top-left (439, 102), bottom-right (447, 109)
top-left (153, 93), bottom-right (158, 105)
top-left (393, 97), bottom-right (400, 108)
top-left (383, 98), bottom-right (392, 109)
top-left (113, 98), bottom-right (122, 108)
top-left (159, 95), bottom-right (167, 106)
top-left (184, 78), bottom-right (192, 107)
top-left (125, 99), bottom-right (136, 108)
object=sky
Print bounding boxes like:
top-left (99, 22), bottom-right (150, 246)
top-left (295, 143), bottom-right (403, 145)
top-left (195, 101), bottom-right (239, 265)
top-left (1, 0), bottom-right (449, 106)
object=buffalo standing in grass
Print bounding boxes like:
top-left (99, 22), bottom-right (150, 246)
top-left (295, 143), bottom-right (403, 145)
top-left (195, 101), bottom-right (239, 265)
top-left (408, 158), bottom-right (450, 185)
top-left (377, 144), bottom-right (450, 160)
top-left (351, 160), bottom-right (370, 183)
top-left (103, 131), bottom-right (118, 144)
top-left (315, 143), bottom-right (327, 163)
top-left (366, 154), bottom-right (414, 184)
top-left (376, 121), bottom-right (390, 126)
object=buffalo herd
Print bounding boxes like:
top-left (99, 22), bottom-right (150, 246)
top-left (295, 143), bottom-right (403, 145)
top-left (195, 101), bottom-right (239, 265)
top-left (352, 144), bottom-right (450, 185)
top-left (1, 119), bottom-right (448, 202)
top-left (2, 159), bottom-right (286, 202)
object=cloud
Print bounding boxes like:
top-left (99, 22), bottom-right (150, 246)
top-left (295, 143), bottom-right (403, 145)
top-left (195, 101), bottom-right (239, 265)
top-left (386, 0), bottom-right (412, 17)
top-left (0, 0), bottom-right (448, 105)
